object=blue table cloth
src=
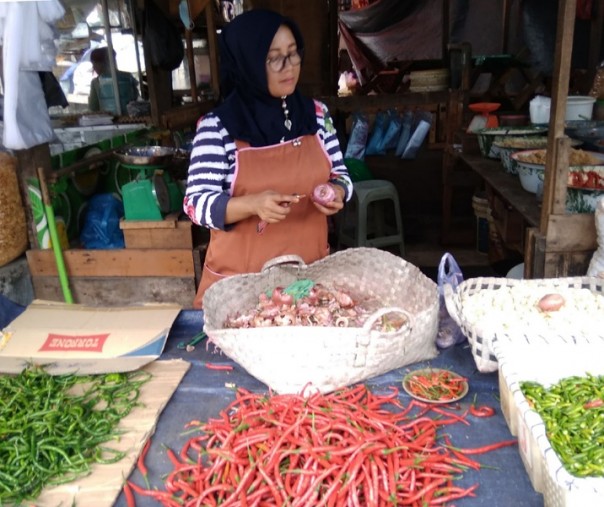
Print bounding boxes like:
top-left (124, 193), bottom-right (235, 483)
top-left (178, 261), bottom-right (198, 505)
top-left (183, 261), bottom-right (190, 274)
top-left (114, 310), bottom-right (544, 506)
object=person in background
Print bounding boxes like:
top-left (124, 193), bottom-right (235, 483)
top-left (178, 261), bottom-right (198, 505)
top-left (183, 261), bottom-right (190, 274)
top-left (184, 8), bottom-right (352, 309)
top-left (88, 47), bottom-right (138, 114)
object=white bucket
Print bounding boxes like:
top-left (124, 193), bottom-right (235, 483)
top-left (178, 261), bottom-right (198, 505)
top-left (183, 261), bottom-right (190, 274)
top-left (566, 95), bottom-right (596, 121)
top-left (530, 95), bottom-right (596, 124)
top-left (529, 96), bottom-right (551, 124)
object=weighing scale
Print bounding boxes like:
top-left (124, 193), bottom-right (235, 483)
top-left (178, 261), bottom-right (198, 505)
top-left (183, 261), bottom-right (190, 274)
top-left (467, 102), bottom-right (500, 133)
top-left (114, 146), bottom-right (184, 221)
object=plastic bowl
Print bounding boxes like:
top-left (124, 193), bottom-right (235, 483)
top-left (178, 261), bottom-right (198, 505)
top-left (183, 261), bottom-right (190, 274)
top-left (494, 137), bottom-right (582, 175)
top-left (476, 126), bottom-right (548, 159)
top-left (512, 149), bottom-right (604, 194)
top-left (494, 137), bottom-right (549, 174)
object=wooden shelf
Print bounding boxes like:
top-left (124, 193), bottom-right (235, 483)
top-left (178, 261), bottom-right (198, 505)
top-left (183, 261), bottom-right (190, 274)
top-left (459, 154), bottom-right (541, 228)
top-left (321, 91), bottom-right (451, 113)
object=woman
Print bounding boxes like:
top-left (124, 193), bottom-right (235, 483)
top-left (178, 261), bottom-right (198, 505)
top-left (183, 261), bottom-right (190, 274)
top-left (184, 9), bottom-right (352, 309)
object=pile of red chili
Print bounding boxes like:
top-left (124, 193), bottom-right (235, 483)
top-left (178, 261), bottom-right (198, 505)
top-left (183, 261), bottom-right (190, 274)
top-left (404, 369), bottom-right (468, 403)
top-left (128, 385), bottom-right (515, 506)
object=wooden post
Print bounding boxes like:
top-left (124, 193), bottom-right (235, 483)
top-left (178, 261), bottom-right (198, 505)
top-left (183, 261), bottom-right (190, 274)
top-left (185, 27), bottom-right (199, 103)
top-left (539, 0), bottom-right (577, 235)
top-left (205, 1), bottom-right (220, 100)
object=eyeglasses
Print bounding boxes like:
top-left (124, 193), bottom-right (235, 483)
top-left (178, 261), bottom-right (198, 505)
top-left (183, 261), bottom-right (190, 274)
top-left (266, 50), bottom-right (302, 73)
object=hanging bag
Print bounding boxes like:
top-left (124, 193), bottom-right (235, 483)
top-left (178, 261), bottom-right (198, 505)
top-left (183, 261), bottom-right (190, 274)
top-left (142, 0), bottom-right (185, 71)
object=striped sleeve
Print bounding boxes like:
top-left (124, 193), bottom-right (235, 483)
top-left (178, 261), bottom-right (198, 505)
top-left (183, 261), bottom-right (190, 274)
top-left (183, 113), bottom-right (237, 230)
top-left (315, 100), bottom-right (353, 202)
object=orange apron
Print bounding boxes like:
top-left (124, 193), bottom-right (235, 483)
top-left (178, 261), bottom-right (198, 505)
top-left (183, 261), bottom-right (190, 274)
top-left (193, 133), bottom-right (331, 308)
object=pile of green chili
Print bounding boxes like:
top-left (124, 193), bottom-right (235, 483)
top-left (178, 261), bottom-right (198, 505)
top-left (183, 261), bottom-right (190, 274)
top-left (0, 366), bottom-right (151, 504)
top-left (521, 373), bottom-right (604, 477)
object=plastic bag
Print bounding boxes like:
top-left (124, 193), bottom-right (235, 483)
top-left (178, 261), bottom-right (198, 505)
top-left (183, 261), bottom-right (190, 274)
top-left (587, 196), bottom-right (604, 277)
top-left (344, 158), bottom-right (373, 182)
top-left (394, 110), bottom-right (414, 157)
top-left (344, 112), bottom-right (369, 160)
top-left (436, 252), bottom-right (466, 349)
top-left (143, 0), bottom-right (185, 71)
top-left (402, 110), bottom-right (432, 159)
top-left (377, 109), bottom-right (402, 153)
top-left (80, 194), bottom-right (125, 249)
top-left (365, 111), bottom-right (389, 156)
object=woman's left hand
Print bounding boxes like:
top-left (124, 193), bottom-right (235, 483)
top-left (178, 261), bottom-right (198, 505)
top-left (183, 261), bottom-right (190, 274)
top-left (312, 184), bottom-right (345, 216)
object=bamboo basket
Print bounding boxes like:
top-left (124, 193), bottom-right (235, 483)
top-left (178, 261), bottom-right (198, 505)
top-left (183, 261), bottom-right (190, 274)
top-left (203, 248), bottom-right (439, 394)
top-left (444, 276), bottom-right (604, 373)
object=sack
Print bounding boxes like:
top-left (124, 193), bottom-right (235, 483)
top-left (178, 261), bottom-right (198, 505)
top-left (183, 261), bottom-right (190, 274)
top-left (143, 0), bottom-right (185, 71)
top-left (436, 252), bottom-right (466, 348)
top-left (80, 194), bottom-right (125, 249)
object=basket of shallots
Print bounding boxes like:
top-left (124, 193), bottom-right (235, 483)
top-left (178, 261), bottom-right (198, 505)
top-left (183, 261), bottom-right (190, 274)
top-left (444, 276), bottom-right (604, 373)
top-left (203, 247), bottom-right (439, 394)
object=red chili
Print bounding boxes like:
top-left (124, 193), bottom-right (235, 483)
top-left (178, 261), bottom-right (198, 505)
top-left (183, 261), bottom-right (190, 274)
top-left (125, 385), bottom-right (519, 505)
top-left (137, 438), bottom-right (151, 488)
top-left (123, 482), bottom-right (136, 507)
top-left (469, 404), bottom-right (496, 417)
top-left (205, 362), bottom-right (234, 371)
top-left (453, 439), bottom-right (518, 455)
top-left (584, 398), bottom-right (603, 409)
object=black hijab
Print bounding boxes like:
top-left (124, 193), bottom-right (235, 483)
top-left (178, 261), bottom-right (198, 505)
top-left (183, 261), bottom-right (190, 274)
top-left (213, 9), bottom-right (318, 147)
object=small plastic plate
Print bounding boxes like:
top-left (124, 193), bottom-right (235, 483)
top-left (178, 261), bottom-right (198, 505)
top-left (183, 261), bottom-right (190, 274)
top-left (402, 368), bottom-right (469, 404)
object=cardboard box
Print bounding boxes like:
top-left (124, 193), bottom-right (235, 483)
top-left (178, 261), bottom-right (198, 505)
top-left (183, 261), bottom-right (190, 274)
top-left (0, 300), bottom-right (181, 374)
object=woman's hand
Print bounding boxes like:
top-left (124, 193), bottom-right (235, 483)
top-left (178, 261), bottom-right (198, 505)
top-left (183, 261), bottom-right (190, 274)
top-left (226, 190), bottom-right (300, 225)
top-left (312, 184), bottom-right (345, 216)
top-left (254, 191), bottom-right (303, 223)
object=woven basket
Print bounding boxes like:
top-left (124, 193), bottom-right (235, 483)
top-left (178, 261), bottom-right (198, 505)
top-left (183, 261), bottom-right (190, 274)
top-left (203, 248), bottom-right (439, 394)
top-left (444, 276), bottom-right (604, 373)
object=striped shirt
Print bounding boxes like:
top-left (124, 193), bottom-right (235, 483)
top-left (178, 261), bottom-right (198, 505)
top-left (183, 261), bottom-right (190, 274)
top-left (183, 100), bottom-right (352, 230)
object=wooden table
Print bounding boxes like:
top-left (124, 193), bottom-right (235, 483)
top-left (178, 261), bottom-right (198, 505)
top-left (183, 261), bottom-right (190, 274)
top-left (456, 153), bottom-right (540, 265)
top-left (459, 154), bottom-right (541, 228)
top-left (458, 153), bottom-right (598, 277)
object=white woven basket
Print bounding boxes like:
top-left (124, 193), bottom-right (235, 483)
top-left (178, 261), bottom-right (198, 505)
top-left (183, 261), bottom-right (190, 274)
top-left (444, 276), bottom-right (604, 373)
top-left (203, 248), bottom-right (439, 394)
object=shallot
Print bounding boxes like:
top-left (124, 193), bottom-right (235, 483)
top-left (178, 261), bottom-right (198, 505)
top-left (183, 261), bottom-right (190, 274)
top-left (311, 183), bottom-right (336, 205)
top-left (537, 293), bottom-right (566, 312)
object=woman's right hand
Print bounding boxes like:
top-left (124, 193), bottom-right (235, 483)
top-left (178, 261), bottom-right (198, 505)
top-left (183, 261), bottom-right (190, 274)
top-left (254, 191), bottom-right (302, 224)
top-left (224, 191), bottom-right (302, 225)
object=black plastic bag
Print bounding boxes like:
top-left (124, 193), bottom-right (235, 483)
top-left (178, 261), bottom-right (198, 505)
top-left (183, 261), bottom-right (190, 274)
top-left (143, 0), bottom-right (185, 71)
top-left (39, 72), bottom-right (68, 108)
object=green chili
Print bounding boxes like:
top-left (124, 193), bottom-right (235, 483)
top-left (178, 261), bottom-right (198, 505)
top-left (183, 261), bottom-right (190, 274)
top-left (521, 373), bottom-right (604, 478)
top-left (0, 365), bottom-right (151, 504)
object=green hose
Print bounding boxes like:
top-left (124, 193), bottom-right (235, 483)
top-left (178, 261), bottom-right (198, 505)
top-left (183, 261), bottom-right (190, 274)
top-left (37, 168), bottom-right (74, 304)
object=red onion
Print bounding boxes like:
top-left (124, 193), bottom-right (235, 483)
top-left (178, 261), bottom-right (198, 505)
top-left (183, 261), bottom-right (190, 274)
top-left (312, 183), bottom-right (337, 206)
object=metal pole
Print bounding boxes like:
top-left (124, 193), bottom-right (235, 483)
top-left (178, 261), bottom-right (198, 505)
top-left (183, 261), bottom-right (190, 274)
top-left (101, 0), bottom-right (123, 116)
top-left (126, 0), bottom-right (144, 96)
